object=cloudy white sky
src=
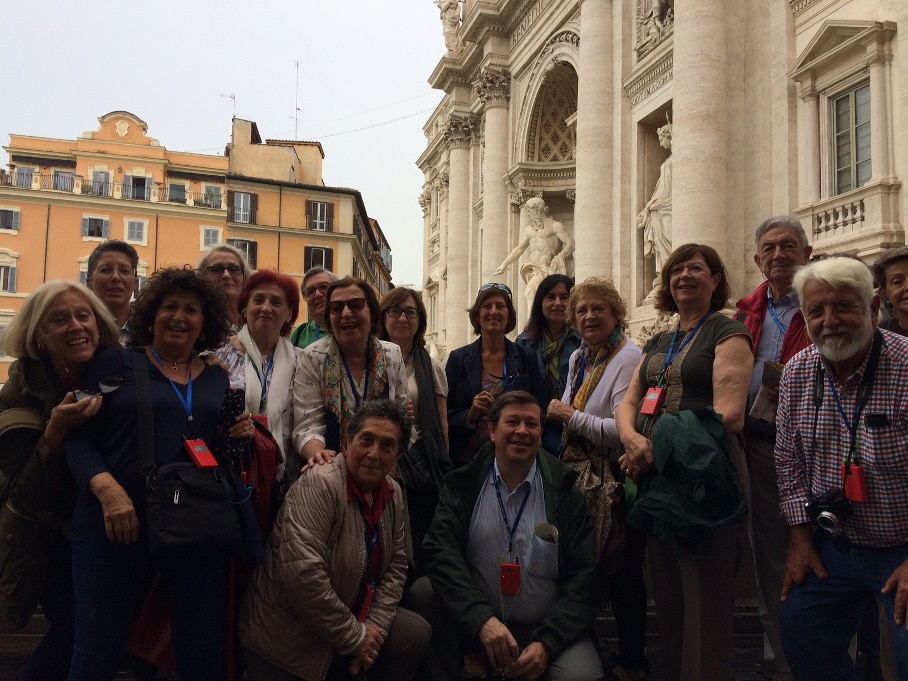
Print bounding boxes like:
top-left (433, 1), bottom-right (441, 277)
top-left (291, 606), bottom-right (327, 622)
top-left (0, 1), bottom-right (448, 287)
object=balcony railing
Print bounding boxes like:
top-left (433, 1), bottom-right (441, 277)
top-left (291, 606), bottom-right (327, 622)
top-left (1, 172), bottom-right (226, 209)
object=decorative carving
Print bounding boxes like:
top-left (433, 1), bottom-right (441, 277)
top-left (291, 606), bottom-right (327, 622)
top-left (475, 69), bottom-right (511, 108)
top-left (789, 0), bottom-right (821, 15)
top-left (442, 115), bottom-right (476, 148)
top-left (504, 177), bottom-right (542, 207)
top-left (511, 0), bottom-right (551, 47)
top-left (637, 119), bottom-right (673, 300)
top-left (436, 0), bottom-right (464, 54)
top-left (635, 0), bottom-right (674, 59)
top-left (624, 51), bottom-right (673, 107)
top-left (434, 172), bottom-right (450, 200)
top-left (528, 76), bottom-right (577, 162)
top-left (419, 190), bottom-right (432, 217)
top-left (115, 120), bottom-right (130, 138)
top-left (565, 189), bottom-right (576, 204)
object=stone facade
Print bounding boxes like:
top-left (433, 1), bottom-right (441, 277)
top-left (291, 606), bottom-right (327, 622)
top-left (418, 0), bottom-right (906, 358)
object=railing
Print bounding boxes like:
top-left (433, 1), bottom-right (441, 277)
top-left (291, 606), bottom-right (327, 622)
top-left (0, 172), bottom-right (226, 209)
top-left (231, 206), bottom-right (256, 224)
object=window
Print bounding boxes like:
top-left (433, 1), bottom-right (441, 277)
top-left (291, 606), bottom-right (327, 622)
top-left (304, 246), bottom-right (333, 271)
top-left (0, 209), bottom-right (19, 231)
top-left (201, 227), bottom-right (221, 248)
top-left (227, 239), bottom-right (258, 269)
top-left (125, 219), bottom-right (146, 244)
top-left (0, 266), bottom-right (16, 293)
top-left (306, 200), bottom-right (333, 231)
top-left (168, 184), bottom-right (187, 204)
top-left (14, 168), bottom-right (33, 188)
top-left (91, 171), bottom-right (111, 197)
top-left (123, 175), bottom-right (150, 201)
top-left (81, 216), bottom-right (110, 239)
top-left (52, 171), bottom-right (74, 192)
top-left (229, 191), bottom-right (257, 224)
top-left (832, 82), bottom-right (871, 196)
top-left (202, 185), bottom-right (222, 208)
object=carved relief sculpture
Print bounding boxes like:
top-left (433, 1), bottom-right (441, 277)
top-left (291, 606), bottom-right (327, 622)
top-left (436, 0), bottom-right (464, 54)
top-left (636, 121), bottom-right (673, 279)
top-left (494, 197), bottom-right (574, 316)
top-left (636, 0), bottom-right (674, 59)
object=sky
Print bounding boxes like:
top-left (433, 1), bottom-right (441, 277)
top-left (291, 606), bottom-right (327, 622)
top-left (0, 1), bottom-right (447, 287)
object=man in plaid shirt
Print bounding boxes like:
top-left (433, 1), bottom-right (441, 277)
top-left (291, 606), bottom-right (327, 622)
top-left (775, 256), bottom-right (908, 680)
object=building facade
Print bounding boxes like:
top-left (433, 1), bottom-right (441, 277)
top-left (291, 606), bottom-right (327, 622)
top-left (418, 0), bottom-right (906, 357)
top-left (0, 112), bottom-right (392, 381)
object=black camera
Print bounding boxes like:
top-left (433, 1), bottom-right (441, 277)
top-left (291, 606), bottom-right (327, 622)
top-left (805, 489), bottom-right (852, 533)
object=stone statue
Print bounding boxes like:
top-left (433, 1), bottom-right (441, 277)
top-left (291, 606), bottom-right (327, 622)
top-left (636, 122), bottom-right (673, 276)
top-left (495, 197), bottom-right (574, 316)
top-left (636, 0), bottom-right (674, 57)
top-left (437, 0), bottom-right (464, 54)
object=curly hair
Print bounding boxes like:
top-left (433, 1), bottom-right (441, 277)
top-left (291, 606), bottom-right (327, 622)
top-left (378, 287), bottom-right (428, 348)
top-left (567, 277), bottom-right (628, 329)
top-left (521, 274), bottom-right (573, 343)
top-left (654, 244), bottom-right (730, 314)
top-left (128, 267), bottom-right (231, 352)
top-left (468, 284), bottom-right (517, 335)
top-left (323, 277), bottom-right (382, 337)
top-left (347, 399), bottom-right (413, 455)
top-left (237, 270), bottom-right (300, 337)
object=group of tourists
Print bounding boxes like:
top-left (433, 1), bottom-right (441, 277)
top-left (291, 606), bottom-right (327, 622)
top-left (0, 218), bottom-right (906, 681)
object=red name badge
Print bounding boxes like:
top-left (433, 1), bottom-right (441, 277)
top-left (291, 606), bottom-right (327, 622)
top-left (842, 464), bottom-right (868, 503)
top-left (639, 386), bottom-right (666, 416)
top-left (251, 413), bottom-right (268, 428)
top-left (184, 439), bottom-right (218, 469)
top-left (500, 562), bottom-right (520, 596)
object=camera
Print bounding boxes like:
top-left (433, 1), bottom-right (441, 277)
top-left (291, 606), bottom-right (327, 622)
top-left (805, 489), bottom-right (852, 532)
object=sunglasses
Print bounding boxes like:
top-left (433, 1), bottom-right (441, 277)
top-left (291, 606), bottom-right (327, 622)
top-left (478, 282), bottom-right (512, 298)
top-left (203, 265), bottom-right (244, 276)
top-left (303, 282), bottom-right (331, 299)
top-left (328, 298), bottom-right (367, 315)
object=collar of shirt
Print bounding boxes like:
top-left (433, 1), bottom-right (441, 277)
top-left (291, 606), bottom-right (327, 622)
top-left (491, 458), bottom-right (539, 493)
top-left (766, 286), bottom-right (798, 311)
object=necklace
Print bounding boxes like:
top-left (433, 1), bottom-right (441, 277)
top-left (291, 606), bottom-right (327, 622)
top-left (151, 345), bottom-right (192, 372)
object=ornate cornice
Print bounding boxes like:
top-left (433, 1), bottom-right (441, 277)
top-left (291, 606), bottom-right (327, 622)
top-left (790, 0), bottom-right (821, 15)
top-left (504, 161), bottom-right (576, 206)
top-left (475, 68), bottom-right (512, 109)
top-left (624, 50), bottom-right (673, 107)
top-left (442, 115), bottom-right (477, 148)
top-left (418, 190), bottom-right (431, 217)
top-left (510, 0), bottom-right (552, 48)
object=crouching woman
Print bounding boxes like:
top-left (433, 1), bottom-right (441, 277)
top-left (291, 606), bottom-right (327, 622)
top-left (239, 399), bottom-right (430, 681)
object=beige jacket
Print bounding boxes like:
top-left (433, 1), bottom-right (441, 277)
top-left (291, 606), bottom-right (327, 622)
top-left (238, 456), bottom-right (408, 680)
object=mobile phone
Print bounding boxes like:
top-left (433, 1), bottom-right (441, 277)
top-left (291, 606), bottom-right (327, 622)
top-left (74, 391), bottom-right (98, 401)
top-left (184, 439), bottom-right (218, 469)
top-left (500, 562), bottom-right (521, 596)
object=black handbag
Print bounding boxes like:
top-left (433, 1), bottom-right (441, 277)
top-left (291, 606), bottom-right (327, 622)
top-left (134, 351), bottom-right (243, 558)
top-left (398, 440), bottom-right (435, 494)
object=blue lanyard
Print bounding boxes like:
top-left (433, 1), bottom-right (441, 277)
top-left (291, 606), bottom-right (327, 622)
top-left (825, 376), bottom-right (861, 457)
top-left (149, 345), bottom-right (193, 422)
top-left (767, 303), bottom-right (788, 335)
top-left (342, 354), bottom-right (370, 409)
top-left (249, 354), bottom-right (274, 413)
top-left (493, 467), bottom-right (536, 556)
top-left (404, 349), bottom-right (414, 367)
top-left (660, 312), bottom-right (711, 381)
top-left (314, 323), bottom-right (321, 341)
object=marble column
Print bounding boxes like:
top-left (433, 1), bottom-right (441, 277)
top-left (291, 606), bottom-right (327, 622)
top-left (475, 68), bottom-right (511, 284)
top-left (443, 114), bottom-right (475, 348)
top-left (868, 52), bottom-right (891, 180)
top-left (574, 0), bottom-right (613, 280)
top-left (801, 85), bottom-right (821, 203)
top-left (672, 0), bottom-right (729, 258)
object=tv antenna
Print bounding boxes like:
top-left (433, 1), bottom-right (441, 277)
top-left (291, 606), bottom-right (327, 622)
top-left (294, 61), bottom-right (302, 139)
top-left (221, 93), bottom-right (236, 117)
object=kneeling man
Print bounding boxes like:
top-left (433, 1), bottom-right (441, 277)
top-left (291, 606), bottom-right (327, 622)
top-left (417, 390), bottom-right (602, 681)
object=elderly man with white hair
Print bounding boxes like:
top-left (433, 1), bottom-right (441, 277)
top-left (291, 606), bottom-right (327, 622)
top-left (775, 255), bottom-right (908, 680)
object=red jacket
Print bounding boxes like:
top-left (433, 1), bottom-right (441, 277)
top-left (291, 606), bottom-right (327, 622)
top-left (733, 280), bottom-right (811, 364)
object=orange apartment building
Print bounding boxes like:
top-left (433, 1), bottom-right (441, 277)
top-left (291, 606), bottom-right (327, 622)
top-left (0, 112), bottom-right (393, 382)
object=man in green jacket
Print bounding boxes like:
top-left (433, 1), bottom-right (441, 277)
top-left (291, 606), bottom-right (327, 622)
top-left (412, 391), bottom-right (602, 681)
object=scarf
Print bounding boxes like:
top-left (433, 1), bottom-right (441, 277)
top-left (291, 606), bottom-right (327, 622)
top-left (323, 335), bottom-right (392, 451)
top-left (541, 328), bottom-right (567, 400)
top-left (239, 326), bottom-right (296, 473)
top-left (568, 325), bottom-right (627, 413)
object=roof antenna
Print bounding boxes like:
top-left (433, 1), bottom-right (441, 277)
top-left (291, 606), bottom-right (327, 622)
top-left (295, 60), bottom-right (302, 139)
top-left (221, 93), bottom-right (236, 118)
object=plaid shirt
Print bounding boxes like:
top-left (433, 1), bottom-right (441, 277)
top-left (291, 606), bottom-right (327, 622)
top-left (776, 329), bottom-right (908, 547)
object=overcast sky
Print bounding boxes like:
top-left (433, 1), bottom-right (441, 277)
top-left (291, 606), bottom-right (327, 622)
top-left (0, 1), bottom-right (447, 287)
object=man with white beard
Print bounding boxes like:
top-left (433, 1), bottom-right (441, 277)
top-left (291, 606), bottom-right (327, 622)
top-left (774, 256), bottom-right (908, 681)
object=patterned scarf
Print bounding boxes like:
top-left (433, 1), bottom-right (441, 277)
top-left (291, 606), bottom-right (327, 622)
top-left (568, 325), bottom-right (627, 413)
top-left (323, 335), bottom-right (392, 450)
top-left (542, 328), bottom-right (567, 400)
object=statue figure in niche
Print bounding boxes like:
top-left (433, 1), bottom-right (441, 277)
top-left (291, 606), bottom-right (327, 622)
top-left (495, 197), bottom-right (574, 316)
top-left (436, 0), bottom-right (464, 53)
top-left (637, 121), bottom-right (673, 278)
top-left (637, 0), bottom-right (674, 56)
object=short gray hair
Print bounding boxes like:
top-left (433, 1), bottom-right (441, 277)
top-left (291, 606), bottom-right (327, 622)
top-left (792, 256), bottom-right (875, 309)
top-left (197, 244), bottom-right (254, 282)
top-left (301, 266), bottom-right (337, 291)
top-left (754, 215), bottom-right (809, 251)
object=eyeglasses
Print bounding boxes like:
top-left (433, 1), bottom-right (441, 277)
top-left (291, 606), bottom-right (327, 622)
top-left (304, 282), bottom-right (331, 299)
top-left (203, 265), bottom-right (244, 276)
top-left (328, 298), bottom-right (367, 315)
top-left (478, 282), bottom-right (512, 298)
top-left (386, 306), bottom-right (419, 320)
top-left (93, 266), bottom-right (135, 279)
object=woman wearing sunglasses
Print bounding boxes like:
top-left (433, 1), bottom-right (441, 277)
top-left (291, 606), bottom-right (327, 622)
top-left (292, 277), bottom-right (409, 468)
top-left (445, 283), bottom-right (547, 467)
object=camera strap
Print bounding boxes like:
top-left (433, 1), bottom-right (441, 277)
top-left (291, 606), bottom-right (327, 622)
top-left (813, 330), bottom-right (883, 481)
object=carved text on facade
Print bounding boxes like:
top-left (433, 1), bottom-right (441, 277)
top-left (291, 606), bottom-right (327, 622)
top-left (624, 50), bottom-right (673, 106)
top-left (511, 0), bottom-right (551, 47)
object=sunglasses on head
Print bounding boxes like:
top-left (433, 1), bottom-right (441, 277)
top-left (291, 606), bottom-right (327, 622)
top-left (478, 282), bottom-right (512, 298)
top-left (328, 298), bottom-right (367, 315)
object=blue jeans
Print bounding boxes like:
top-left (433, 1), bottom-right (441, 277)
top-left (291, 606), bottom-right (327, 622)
top-left (779, 533), bottom-right (908, 681)
top-left (67, 524), bottom-right (229, 681)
